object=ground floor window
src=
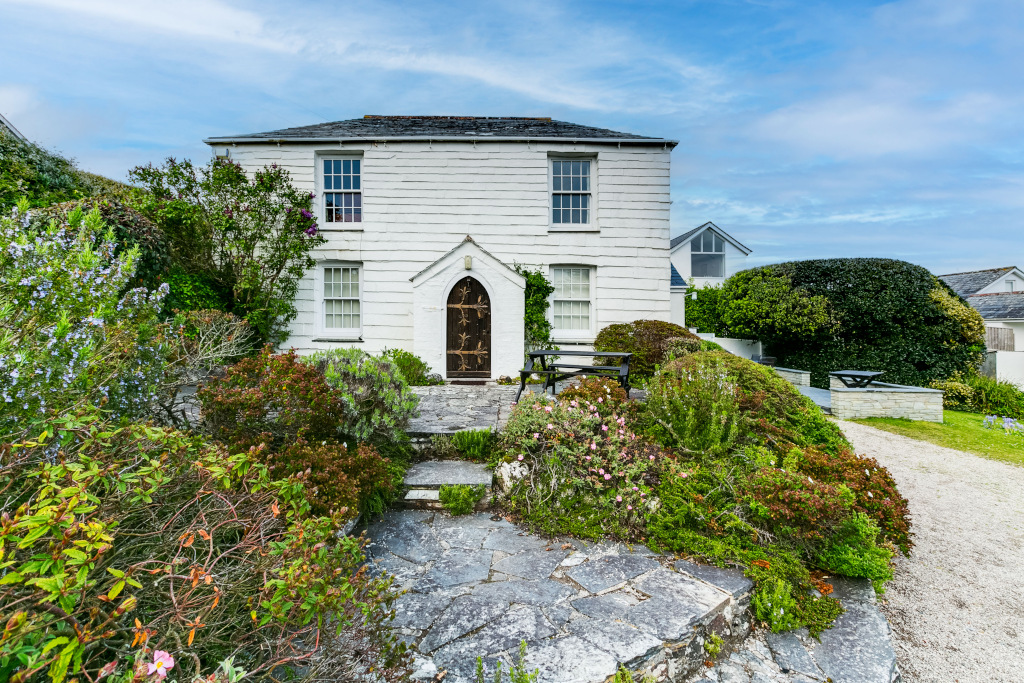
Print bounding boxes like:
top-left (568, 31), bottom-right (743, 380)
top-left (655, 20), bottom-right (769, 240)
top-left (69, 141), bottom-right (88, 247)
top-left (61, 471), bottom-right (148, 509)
top-left (552, 266), bottom-right (592, 332)
top-left (323, 265), bottom-right (360, 331)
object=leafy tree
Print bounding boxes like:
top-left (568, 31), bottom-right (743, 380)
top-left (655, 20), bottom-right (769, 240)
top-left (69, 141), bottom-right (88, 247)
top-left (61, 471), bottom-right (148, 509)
top-left (683, 282), bottom-right (724, 333)
top-left (718, 258), bottom-right (985, 387)
top-left (0, 129), bottom-right (114, 211)
top-left (129, 158), bottom-right (323, 344)
top-left (718, 267), bottom-right (835, 346)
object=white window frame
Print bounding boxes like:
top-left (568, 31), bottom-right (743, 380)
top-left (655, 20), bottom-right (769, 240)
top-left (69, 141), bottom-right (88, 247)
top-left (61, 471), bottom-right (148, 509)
top-left (318, 155), bottom-right (364, 229)
top-left (690, 229), bottom-right (726, 279)
top-left (549, 265), bottom-right (596, 341)
top-left (315, 262), bottom-right (363, 340)
top-left (549, 156), bottom-right (598, 232)
top-left (1007, 279), bottom-right (1017, 293)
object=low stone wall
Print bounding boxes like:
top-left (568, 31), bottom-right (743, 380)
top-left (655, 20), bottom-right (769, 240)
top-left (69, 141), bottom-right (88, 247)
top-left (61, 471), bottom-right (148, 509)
top-left (830, 382), bottom-right (943, 422)
top-left (775, 367), bottom-right (811, 386)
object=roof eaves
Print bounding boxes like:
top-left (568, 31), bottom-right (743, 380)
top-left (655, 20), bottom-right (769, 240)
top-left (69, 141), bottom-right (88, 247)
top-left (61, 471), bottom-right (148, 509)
top-left (670, 221), bottom-right (752, 255)
top-left (204, 135), bottom-right (679, 147)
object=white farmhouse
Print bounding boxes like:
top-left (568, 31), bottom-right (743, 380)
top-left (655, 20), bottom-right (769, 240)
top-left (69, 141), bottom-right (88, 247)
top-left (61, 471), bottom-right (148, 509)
top-left (667, 221), bottom-right (751, 326)
top-left (939, 266), bottom-right (1024, 351)
top-left (204, 115), bottom-right (676, 381)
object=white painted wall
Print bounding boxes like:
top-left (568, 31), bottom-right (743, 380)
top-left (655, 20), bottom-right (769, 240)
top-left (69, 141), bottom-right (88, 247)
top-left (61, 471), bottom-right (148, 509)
top-left (224, 139), bottom-right (672, 379)
top-left (669, 239), bottom-right (748, 289)
top-left (976, 269), bottom-right (1024, 294)
top-left (695, 333), bottom-right (762, 359)
top-left (982, 350), bottom-right (1024, 389)
top-left (670, 289), bottom-right (685, 326)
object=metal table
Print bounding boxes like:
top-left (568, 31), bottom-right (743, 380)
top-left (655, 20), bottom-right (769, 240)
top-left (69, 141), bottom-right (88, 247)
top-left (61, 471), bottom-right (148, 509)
top-left (829, 370), bottom-right (884, 388)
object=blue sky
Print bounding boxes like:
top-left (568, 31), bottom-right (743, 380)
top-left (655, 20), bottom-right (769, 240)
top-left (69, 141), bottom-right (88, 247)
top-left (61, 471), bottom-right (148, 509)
top-left (2, 0), bottom-right (1021, 274)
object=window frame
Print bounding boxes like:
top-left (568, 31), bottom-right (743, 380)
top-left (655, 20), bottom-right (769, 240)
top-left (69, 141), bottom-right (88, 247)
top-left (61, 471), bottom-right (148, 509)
top-left (549, 265), bottom-right (596, 341)
top-left (549, 155), bottom-right (598, 232)
top-left (690, 229), bottom-right (726, 279)
top-left (318, 154), bottom-right (364, 230)
top-left (1007, 279), bottom-right (1017, 293)
top-left (315, 262), bottom-right (363, 340)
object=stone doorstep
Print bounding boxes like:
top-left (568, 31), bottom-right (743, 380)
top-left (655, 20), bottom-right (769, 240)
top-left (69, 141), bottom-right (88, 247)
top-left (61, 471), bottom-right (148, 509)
top-left (402, 489), bottom-right (493, 512)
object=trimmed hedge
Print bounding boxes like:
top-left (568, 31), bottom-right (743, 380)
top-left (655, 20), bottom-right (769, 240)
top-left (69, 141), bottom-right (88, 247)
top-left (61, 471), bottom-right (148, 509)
top-left (594, 319), bottom-right (700, 378)
top-left (718, 259), bottom-right (986, 388)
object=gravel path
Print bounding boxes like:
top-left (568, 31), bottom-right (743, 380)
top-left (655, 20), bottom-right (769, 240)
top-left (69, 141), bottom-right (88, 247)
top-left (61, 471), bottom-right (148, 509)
top-left (837, 420), bottom-right (1024, 683)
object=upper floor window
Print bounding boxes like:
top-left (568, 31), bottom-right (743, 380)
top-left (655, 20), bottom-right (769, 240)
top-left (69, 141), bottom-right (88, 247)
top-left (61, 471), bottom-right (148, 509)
top-left (1008, 279), bottom-right (1018, 293)
top-left (323, 265), bottom-right (361, 331)
top-left (552, 160), bottom-right (590, 225)
top-left (691, 230), bottom-right (724, 278)
top-left (552, 266), bottom-right (592, 332)
top-left (323, 158), bottom-right (362, 223)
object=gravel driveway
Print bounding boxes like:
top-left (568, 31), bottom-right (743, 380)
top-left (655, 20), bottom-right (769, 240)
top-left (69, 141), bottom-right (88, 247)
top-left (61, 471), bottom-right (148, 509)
top-left (836, 420), bottom-right (1024, 683)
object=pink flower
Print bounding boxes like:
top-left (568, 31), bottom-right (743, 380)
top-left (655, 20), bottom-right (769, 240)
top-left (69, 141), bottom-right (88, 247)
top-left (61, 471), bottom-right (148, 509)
top-left (586, 455), bottom-right (592, 460)
top-left (518, 454), bottom-right (524, 461)
top-left (547, 423), bottom-right (554, 429)
top-left (627, 505), bottom-right (633, 510)
top-left (649, 455), bottom-right (655, 461)
top-left (616, 495), bottom-right (622, 502)
top-left (680, 472), bottom-right (688, 478)
top-left (545, 406), bottom-right (553, 413)
top-left (598, 468), bottom-right (605, 474)
top-left (533, 433), bottom-right (539, 439)
top-left (604, 473), bottom-right (612, 480)
top-left (598, 397), bottom-right (603, 403)
top-left (590, 442), bottom-right (596, 450)
top-left (148, 652), bottom-right (175, 679)
top-left (632, 486), bottom-right (638, 491)
top-left (640, 492), bottom-right (646, 497)
top-left (602, 425), bottom-right (608, 432)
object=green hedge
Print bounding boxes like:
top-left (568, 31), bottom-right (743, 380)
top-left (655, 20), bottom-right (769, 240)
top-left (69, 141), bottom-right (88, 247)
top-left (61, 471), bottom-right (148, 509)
top-left (718, 258), bottom-right (986, 388)
top-left (594, 319), bottom-right (699, 378)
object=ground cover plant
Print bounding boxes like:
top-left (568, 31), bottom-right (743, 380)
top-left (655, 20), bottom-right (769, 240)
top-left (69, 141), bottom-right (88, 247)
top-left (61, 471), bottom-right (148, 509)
top-left (497, 356), bottom-right (911, 635)
top-left (439, 484), bottom-right (487, 515)
top-left (853, 411), bottom-right (1024, 467)
top-left (702, 258), bottom-right (986, 388)
top-left (594, 319), bottom-right (701, 379)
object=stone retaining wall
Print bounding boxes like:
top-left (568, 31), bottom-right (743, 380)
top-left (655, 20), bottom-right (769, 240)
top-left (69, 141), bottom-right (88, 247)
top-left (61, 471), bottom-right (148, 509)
top-left (775, 367), bottom-right (811, 386)
top-left (829, 382), bottom-right (943, 422)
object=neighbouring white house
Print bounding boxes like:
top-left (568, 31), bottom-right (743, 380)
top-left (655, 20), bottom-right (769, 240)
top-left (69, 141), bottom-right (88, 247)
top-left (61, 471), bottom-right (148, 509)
top-left (668, 221), bottom-right (751, 326)
top-left (0, 112), bottom-right (27, 142)
top-left (939, 266), bottom-right (1024, 388)
top-left (204, 115), bottom-right (676, 381)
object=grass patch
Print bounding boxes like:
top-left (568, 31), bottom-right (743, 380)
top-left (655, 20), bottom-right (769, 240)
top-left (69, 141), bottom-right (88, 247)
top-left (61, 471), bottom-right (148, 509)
top-left (853, 410), bottom-right (1024, 466)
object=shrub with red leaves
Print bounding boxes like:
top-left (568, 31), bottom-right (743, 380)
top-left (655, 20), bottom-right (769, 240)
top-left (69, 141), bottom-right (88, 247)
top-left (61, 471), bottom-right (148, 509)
top-left (198, 347), bottom-right (346, 452)
top-left (799, 446), bottom-right (913, 553)
top-left (743, 468), bottom-right (853, 546)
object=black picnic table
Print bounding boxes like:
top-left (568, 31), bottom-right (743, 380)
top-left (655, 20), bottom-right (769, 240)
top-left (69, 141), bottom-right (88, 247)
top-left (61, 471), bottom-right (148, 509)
top-left (514, 350), bottom-right (632, 402)
top-left (829, 370), bottom-right (884, 388)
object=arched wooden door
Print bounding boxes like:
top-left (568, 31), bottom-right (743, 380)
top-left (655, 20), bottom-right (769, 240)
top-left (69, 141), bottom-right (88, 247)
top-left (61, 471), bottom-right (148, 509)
top-left (446, 276), bottom-right (491, 378)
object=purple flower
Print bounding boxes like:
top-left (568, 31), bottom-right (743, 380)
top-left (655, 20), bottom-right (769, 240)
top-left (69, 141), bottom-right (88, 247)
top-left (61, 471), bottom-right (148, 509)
top-left (300, 209), bottom-right (313, 220)
top-left (304, 226), bottom-right (318, 236)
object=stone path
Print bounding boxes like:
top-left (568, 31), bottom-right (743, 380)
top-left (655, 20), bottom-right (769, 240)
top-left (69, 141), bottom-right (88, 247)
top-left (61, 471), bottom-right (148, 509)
top-left (363, 510), bottom-right (753, 683)
top-left (407, 386), bottom-right (518, 436)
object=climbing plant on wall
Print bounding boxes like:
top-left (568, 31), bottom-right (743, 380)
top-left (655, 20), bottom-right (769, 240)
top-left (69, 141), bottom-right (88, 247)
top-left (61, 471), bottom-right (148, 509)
top-left (514, 264), bottom-right (557, 358)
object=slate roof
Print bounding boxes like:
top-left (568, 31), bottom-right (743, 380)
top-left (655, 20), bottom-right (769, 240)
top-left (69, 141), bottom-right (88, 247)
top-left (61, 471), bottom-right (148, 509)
top-left (938, 267), bottom-right (1015, 298)
top-left (205, 115), bottom-right (675, 145)
top-left (965, 292), bottom-right (1024, 320)
top-left (670, 264), bottom-right (685, 288)
top-left (670, 221), bottom-right (751, 255)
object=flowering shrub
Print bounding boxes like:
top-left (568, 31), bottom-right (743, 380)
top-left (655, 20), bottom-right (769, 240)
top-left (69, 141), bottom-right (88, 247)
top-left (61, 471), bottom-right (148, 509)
top-left (305, 348), bottom-right (419, 445)
top-left (0, 201), bottom-right (167, 441)
top-left (498, 392), bottom-right (665, 540)
top-left (0, 411), bottom-right (409, 683)
top-left (129, 158), bottom-right (324, 344)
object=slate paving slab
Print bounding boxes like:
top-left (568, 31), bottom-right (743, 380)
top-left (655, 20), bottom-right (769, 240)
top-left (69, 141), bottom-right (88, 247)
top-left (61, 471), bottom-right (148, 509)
top-left (570, 591), bottom-right (635, 619)
top-left (523, 635), bottom-right (620, 683)
top-left (419, 594), bottom-right (510, 653)
top-left (568, 618), bottom-right (663, 663)
top-left (483, 527), bottom-right (551, 553)
top-left (417, 548), bottom-right (494, 590)
top-left (567, 553), bottom-right (661, 593)
top-left (405, 460), bottom-right (493, 487)
top-left (675, 558), bottom-right (755, 598)
top-left (765, 630), bottom-right (826, 680)
top-left (492, 547), bottom-right (569, 580)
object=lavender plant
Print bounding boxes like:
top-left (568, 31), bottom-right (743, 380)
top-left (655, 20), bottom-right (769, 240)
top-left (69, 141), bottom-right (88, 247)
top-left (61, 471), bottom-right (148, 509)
top-left (0, 200), bottom-right (166, 441)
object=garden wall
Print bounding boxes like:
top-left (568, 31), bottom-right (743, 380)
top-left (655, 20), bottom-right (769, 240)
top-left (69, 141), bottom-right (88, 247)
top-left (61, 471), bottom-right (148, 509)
top-left (775, 367), bottom-right (810, 386)
top-left (829, 381), bottom-right (943, 422)
top-left (981, 350), bottom-right (1024, 390)
top-left (695, 333), bottom-right (762, 359)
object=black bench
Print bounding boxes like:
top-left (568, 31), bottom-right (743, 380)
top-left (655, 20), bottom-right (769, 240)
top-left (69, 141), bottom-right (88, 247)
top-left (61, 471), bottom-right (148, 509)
top-left (514, 350), bottom-right (632, 403)
top-left (751, 354), bottom-right (777, 367)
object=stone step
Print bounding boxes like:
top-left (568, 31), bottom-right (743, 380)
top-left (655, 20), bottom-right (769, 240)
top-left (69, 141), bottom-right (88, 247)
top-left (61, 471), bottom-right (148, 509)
top-left (403, 460), bottom-right (493, 490)
top-left (401, 488), bottom-right (492, 511)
